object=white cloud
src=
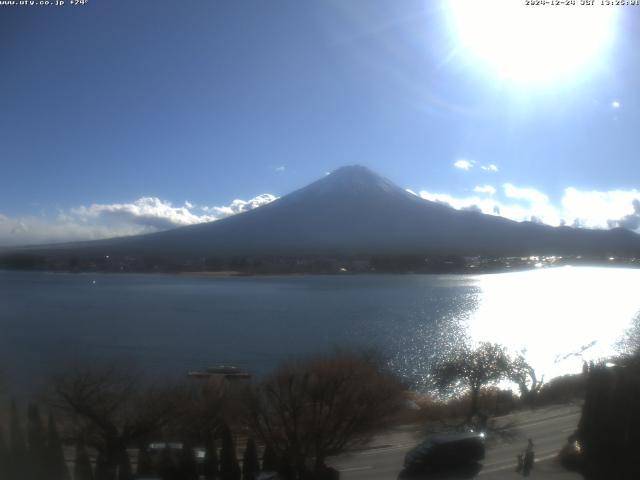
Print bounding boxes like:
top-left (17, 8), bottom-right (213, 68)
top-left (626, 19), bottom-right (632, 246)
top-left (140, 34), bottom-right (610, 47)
top-left (71, 197), bottom-right (217, 230)
top-left (419, 191), bottom-right (485, 212)
top-left (454, 160), bottom-right (498, 173)
top-left (503, 183), bottom-right (549, 204)
top-left (454, 159), bottom-right (474, 171)
top-left (474, 185), bottom-right (497, 195)
top-left (416, 184), bottom-right (640, 232)
top-left (420, 188), bottom-right (549, 224)
top-left (561, 188), bottom-right (640, 230)
top-left (612, 100), bottom-right (621, 109)
top-left (275, 165), bottom-right (286, 172)
top-left (0, 194), bottom-right (278, 247)
top-left (202, 194), bottom-right (277, 218)
top-left (0, 215), bottom-right (146, 247)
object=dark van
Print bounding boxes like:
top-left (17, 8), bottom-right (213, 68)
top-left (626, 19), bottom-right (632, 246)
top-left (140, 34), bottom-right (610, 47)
top-left (403, 432), bottom-right (485, 473)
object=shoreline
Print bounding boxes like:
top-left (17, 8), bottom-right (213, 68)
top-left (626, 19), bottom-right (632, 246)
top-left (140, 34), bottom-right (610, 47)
top-left (2, 261), bottom-right (640, 278)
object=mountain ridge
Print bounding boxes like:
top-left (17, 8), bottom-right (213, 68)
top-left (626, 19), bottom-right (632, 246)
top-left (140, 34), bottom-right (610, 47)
top-left (5, 166), bottom-right (640, 262)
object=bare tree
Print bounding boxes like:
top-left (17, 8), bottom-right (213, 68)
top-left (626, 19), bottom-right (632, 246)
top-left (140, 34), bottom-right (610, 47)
top-left (430, 342), bottom-right (512, 420)
top-left (244, 351), bottom-right (405, 479)
top-left (508, 352), bottom-right (544, 404)
top-left (48, 364), bottom-right (181, 480)
top-left (617, 311), bottom-right (640, 360)
top-left (169, 376), bottom-right (232, 443)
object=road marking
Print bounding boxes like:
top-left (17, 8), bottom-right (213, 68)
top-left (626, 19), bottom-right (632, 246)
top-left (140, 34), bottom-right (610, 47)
top-left (511, 412), bottom-right (580, 430)
top-left (352, 444), bottom-right (412, 456)
top-left (482, 449), bottom-right (559, 468)
top-left (480, 452), bottom-right (558, 474)
top-left (338, 465), bottom-right (373, 472)
top-left (495, 407), bottom-right (582, 423)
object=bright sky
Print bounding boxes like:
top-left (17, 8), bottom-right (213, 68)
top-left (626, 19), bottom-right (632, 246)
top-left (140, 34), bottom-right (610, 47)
top-left (1, 0), bottom-right (640, 245)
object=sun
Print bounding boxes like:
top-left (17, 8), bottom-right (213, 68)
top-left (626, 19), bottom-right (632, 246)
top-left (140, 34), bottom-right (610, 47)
top-left (446, 0), bottom-right (618, 85)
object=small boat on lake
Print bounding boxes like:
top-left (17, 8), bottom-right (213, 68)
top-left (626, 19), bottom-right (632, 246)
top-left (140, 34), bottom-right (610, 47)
top-left (187, 365), bottom-right (251, 380)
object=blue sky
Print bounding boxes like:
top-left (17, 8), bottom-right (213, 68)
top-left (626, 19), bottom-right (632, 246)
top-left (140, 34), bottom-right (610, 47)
top-left (2, 0), bottom-right (640, 245)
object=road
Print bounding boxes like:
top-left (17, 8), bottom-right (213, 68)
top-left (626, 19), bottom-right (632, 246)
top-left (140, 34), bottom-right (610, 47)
top-left (330, 403), bottom-right (583, 480)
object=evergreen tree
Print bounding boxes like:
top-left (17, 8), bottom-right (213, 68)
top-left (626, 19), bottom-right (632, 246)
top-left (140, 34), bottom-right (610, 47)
top-left (94, 452), bottom-right (111, 480)
top-left (47, 413), bottom-right (70, 480)
top-left (117, 449), bottom-right (134, 480)
top-left (261, 444), bottom-right (277, 472)
top-left (219, 424), bottom-right (241, 480)
top-left (27, 404), bottom-right (47, 480)
top-left (74, 441), bottom-right (94, 480)
top-left (9, 401), bottom-right (27, 480)
top-left (242, 438), bottom-right (259, 480)
top-left (136, 444), bottom-right (153, 477)
top-left (0, 422), bottom-right (8, 480)
top-left (202, 434), bottom-right (219, 480)
top-left (177, 441), bottom-right (199, 480)
top-left (277, 460), bottom-right (294, 480)
top-left (157, 445), bottom-right (177, 480)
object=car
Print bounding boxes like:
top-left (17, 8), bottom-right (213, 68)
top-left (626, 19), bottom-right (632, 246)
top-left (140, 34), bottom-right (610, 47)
top-left (256, 474), bottom-right (282, 480)
top-left (403, 432), bottom-right (485, 473)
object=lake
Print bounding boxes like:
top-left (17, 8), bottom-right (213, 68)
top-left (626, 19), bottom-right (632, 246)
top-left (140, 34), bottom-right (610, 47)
top-left (1, 267), bottom-right (639, 394)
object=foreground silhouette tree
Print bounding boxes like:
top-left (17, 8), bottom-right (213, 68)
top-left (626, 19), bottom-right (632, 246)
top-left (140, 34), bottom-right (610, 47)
top-left (47, 413), bottom-right (70, 480)
top-left (577, 362), bottom-right (640, 479)
top-left (202, 434), bottom-right (219, 480)
top-left (242, 438), bottom-right (259, 480)
top-left (245, 351), bottom-right (405, 478)
top-left (74, 440), bottom-right (94, 480)
top-left (9, 401), bottom-right (28, 480)
top-left (27, 404), bottom-right (47, 480)
top-left (219, 424), bottom-right (241, 480)
top-left (431, 342), bottom-right (512, 421)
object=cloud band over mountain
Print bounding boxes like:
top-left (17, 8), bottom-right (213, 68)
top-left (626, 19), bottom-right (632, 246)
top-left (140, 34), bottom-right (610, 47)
top-left (0, 194), bottom-right (277, 247)
top-left (1, 180), bottom-right (640, 247)
top-left (416, 184), bottom-right (640, 232)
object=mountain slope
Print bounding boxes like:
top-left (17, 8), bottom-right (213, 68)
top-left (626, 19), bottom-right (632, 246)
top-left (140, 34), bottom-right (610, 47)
top-left (15, 166), bottom-right (640, 258)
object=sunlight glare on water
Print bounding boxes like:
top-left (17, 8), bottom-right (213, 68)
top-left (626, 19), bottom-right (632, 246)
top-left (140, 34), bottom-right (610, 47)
top-left (467, 267), bottom-right (640, 380)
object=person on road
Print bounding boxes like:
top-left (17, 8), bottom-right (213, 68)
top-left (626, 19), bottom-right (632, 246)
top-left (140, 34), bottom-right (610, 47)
top-left (523, 438), bottom-right (535, 476)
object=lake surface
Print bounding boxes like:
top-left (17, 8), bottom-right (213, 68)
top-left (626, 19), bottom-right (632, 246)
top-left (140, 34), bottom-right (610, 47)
top-left (1, 267), bottom-right (639, 393)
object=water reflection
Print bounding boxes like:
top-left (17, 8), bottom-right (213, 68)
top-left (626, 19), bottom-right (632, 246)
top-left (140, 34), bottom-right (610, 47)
top-left (1, 268), bottom-right (639, 394)
top-left (385, 277), bottom-right (479, 387)
top-left (467, 266), bottom-right (640, 381)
